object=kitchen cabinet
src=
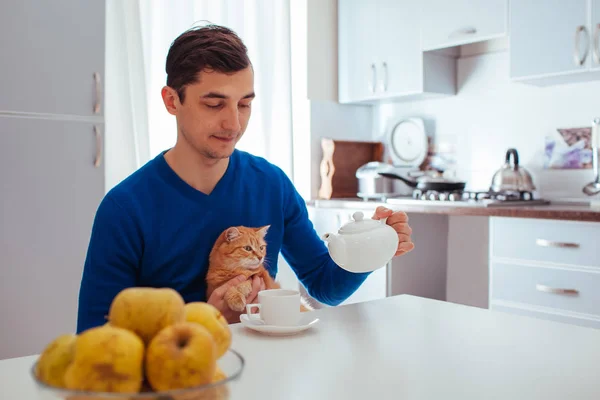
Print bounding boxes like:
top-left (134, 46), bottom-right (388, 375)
top-left (490, 216), bottom-right (600, 266)
top-left (0, 117), bottom-right (105, 359)
top-left (0, 0), bottom-right (105, 116)
top-left (420, 0), bottom-right (508, 51)
top-left (489, 217), bottom-right (600, 329)
top-left (0, 0), bottom-right (105, 360)
top-left (509, 0), bottom-right (600, 85)
top-left (337, 0), bottom-right (378, 103)
top-left (337, 0), bottom-right (455, 104)
top-left (593, 0), bottom-right (600, 70)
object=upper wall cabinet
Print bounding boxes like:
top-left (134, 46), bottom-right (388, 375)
top-left (510, 0), bottom-right (600, 86)
top-left (420, 0), bottom-right (508, 51)
top-left (338, 0), bottom-right (456, 105)
top-left (0, 0), bottom-right (105, 116)
top-left (594, 0), bottom-right (600, 70)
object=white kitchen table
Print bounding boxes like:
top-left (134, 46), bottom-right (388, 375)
top-left (1, 295), bottom-right (599, 399)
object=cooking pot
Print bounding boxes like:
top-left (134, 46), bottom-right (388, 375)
top-left (355, 162), bottom-right (394, 200)
top-left (490, 148), bottom-right (535, 192)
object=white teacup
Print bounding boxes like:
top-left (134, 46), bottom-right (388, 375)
top-left (246, 289), bottom-right (301, 326)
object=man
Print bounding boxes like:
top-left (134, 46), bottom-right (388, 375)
top-left (76, 24), bottom-right (414, 331)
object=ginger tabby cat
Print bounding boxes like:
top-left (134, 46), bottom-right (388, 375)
top-left (206, 225), bottom-right (310, 313)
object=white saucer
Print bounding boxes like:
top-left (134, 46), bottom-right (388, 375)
top-left (239, 313), bottom-right (319, 336)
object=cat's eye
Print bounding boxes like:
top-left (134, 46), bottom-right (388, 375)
top-left (260, 245), bottom-right (265, 250)
top-left (244, 246), bottom-right (252, 251)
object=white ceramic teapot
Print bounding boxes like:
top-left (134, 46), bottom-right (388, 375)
top-left (322, 211), bottom-right (399, 273)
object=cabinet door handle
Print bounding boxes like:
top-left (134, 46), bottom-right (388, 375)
top-left (370, 63), bottom-right (377, 93)
top-left (382, 62), bottom-right (388, 92)
top-left (593, 23), bottom-right (600, 65)
top-left (93, 72), bottom-right (102, 114)
top-left (448, 26), bottom-right (477, 39)
top-left (574, 25), bottom-right (590, 66)
top-left (536, 284), bottom-right (579, 296)
top-left (94, 125), bottom-right (102, 168)
top-left (535, 238), bottom-right (580, 249)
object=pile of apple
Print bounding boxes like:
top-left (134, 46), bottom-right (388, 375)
top-left (34, 287), bottom-right (234, 395)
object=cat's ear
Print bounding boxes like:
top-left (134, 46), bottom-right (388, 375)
top-left (225, 227), bottom-right (241, 242)
top-left (256, 225), bottom-right (270, 238)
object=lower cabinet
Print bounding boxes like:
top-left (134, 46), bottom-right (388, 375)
top-left (489, 217), bottom-right (600, 329)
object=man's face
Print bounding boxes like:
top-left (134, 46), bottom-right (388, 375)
top-left (162, 66), bottom-right (254, 160)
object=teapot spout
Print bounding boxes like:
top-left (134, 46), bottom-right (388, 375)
top-left (322, 233), bottom-right (347, 267)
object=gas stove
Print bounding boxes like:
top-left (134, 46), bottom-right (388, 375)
top-left (386, 189), bottom-right (550, 207)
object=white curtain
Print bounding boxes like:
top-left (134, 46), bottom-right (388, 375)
top-left (105, 0), bottom-right (151, 192)
top-left (137, 0), bottom-right (294, 178)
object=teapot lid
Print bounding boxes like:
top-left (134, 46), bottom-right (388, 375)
top-left (339, 211), bottom-right (384, 234)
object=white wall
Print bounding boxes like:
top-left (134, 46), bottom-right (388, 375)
top-left (373, 45), bottom-right (600, 200)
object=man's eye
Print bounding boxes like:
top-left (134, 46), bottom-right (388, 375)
top-left (205, 103), bottom-right (222, 109)
top-left (239, 103), bottom-right (251, 109)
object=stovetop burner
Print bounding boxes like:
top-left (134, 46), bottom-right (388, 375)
top-left (407, 189), bottom-right (550, 207)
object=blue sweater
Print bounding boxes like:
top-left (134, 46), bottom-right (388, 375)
top-left (76, 149), bottom-right (370, 333)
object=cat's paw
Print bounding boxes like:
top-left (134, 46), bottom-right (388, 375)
top-left (228, 296), bottom-right (246, 312)
top-left (225, 287), bottom-right (247, 312)
top-left (237, 279), bottom-right (253, 297)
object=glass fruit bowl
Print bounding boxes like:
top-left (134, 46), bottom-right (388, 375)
top-left (31, 348), bottom-right (244, 400)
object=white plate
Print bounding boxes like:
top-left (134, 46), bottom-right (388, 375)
top-left (239, 313), bottom-right (320, 336)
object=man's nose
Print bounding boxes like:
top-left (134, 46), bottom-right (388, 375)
top-left (221, 106), bottom-right (241, 133)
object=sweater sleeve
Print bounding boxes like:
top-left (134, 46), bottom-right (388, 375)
top-left (279, 176), bottom-right (371, 306)
top-left (76, 195), bottom-right (142, 333)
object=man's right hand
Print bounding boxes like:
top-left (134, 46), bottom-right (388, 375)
top-left (207, 274), bottom-right (265, 324)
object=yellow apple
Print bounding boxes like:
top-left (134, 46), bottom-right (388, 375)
top-left (34, 333), bottom-right (77, 388)
top-left (108, 287), bottom-right (185, 344)
top-left (184, 302), bottom-right (231, 358)
top-left (145, 322), bottom-right (217, 391)
top-left (63, 324), bottom-right (144, 393)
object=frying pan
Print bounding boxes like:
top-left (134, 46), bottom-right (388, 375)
top-left (378, 171), bottom-right (466, 192)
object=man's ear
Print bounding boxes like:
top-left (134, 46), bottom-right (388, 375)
top-left (256, 225), bottom-right (270, 238)
top-left (225, 227), bottom-right (241, 242)
top-left (161, 86), bottom-right (180, 116)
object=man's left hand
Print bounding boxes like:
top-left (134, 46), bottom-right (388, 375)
top-left (372, 206), bottom-right (415, 256)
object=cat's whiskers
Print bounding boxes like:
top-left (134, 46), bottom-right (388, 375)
top-left (261, 257), bottom-right (271, 271)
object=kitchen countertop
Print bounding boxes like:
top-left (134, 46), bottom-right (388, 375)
top-left (2, 295), bottom-right (599, 399)
top-left (307, 197), bottom-right (600, 222)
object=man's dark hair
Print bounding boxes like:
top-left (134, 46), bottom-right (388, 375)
top-left (165, 23), bottom-right (250, 103)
